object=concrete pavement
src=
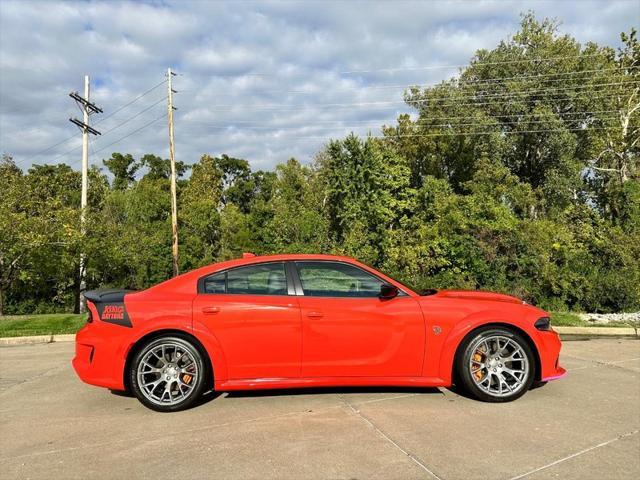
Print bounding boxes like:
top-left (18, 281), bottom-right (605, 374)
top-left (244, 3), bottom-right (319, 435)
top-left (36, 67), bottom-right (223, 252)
top-left (0, 338), bottom-right (638, 479)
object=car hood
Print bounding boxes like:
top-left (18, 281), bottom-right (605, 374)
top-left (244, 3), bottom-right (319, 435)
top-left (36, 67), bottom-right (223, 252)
top-left (428, 290), bottom-right (525, 305)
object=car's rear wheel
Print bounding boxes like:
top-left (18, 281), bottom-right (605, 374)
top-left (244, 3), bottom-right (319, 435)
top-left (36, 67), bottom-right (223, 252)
top-left (456, 327), bottom-right (535, 402)
top-left (130, 336), bottom-right (207, 412)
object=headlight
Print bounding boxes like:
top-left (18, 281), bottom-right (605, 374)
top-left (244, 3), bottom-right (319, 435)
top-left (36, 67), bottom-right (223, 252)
top-left (534, 316), bottom-right (552, 331)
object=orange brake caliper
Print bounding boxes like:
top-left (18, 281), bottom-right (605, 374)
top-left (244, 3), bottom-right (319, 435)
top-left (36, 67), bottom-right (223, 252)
top-left (473, 352), bottom-right (485, 381)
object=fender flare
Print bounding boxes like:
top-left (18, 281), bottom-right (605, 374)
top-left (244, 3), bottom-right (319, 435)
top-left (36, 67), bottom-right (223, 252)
top-left (119, 318), bottom-right (229, 390)
top-left (436, 310), bottom-right (539, 384)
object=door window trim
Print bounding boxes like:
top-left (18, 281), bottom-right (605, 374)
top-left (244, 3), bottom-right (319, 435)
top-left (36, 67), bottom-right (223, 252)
top-left (197, 261), bottom-right (295, 296)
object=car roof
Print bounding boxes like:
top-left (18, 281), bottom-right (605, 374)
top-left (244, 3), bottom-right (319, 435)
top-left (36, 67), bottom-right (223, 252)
top-left (142, 253), bottom-right (368, 296)
top-left (202, 253), bottom-right (359, 273)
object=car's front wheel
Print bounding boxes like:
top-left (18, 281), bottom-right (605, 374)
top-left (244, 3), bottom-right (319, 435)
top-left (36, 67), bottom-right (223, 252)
top-left (130, 335), bottom-right (208, 412)
top-left (456, 327), bottom-right (535, 402)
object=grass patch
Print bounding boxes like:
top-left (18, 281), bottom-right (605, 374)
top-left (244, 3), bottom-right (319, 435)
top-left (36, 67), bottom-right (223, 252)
top-left (0, 314), bottom-right (85, 337)
top-left (551, 312), bottom-right (637, 328)
top-left (550, 311), bottom-right (587, 327)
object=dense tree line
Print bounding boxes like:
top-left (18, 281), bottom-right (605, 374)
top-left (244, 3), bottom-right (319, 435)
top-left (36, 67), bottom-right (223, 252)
top-left (1, 16), bottom-right (638, 315)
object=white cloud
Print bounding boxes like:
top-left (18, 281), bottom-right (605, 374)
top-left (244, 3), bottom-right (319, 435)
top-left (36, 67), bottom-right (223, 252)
top-left (0, 0), bottom-right (638, 173)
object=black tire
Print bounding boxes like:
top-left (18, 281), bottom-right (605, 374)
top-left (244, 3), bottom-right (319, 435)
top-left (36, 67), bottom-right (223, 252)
top-left (130, 335), bottom-right (208, 412)
top-left (456, 326), bottom-right (535, 403)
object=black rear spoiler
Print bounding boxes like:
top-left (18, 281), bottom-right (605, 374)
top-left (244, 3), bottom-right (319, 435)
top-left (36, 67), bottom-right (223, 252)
top-left (84, 289), bottom-right (133, 304)
top-left (84, 289), bottom-right (135, 327)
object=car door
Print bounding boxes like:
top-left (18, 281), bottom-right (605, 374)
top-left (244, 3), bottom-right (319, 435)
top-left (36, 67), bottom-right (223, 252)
top-left (294, 261), bottom-right (425, 378)
top-left (192, 262), bottom-right (301, 380)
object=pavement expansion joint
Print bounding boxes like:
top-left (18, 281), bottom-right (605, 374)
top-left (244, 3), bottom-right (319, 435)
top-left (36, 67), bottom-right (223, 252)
top-left (563, 354), bottom-right (640, 373)
top-left (337, 393), bottom-right (443, 480)
top-left (507, 430), bottom-right (640, 480)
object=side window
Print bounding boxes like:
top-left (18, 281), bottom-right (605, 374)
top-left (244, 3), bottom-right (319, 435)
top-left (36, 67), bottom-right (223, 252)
top-left (203, 272), bottom-right (225, 294)
top-left (203, 263), bottom-right (288, 295)
top-left (296, 261), bottom-right (384, 298)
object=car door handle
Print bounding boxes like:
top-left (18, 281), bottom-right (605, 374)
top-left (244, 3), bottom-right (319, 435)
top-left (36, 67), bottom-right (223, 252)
top-left (307, 311), bottom-right (324, 318)
top-left (202, 307), bottom-right (220, 315)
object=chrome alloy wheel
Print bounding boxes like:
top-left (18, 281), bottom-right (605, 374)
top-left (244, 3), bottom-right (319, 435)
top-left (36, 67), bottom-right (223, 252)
top-left (468, 335), bottom-right (529, 397)
top-left (137, 342), bottom-right (199, 406)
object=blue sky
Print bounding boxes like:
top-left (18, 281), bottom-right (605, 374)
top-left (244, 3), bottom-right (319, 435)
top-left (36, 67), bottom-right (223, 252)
top-left (0, 0), bottom-right (638, 173)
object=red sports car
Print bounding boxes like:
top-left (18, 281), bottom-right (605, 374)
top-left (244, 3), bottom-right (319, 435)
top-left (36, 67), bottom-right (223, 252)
top-left (73, 254), bottom-right (565, 411)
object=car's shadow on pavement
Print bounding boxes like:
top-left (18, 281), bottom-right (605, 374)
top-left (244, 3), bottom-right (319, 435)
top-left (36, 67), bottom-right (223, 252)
top-left (110, 389), bottom-right (134, 398)
top-left (110, 386), bottom-right (444, 409)
top-left (109, 388), bottom-right (226, 408)
top-left (224, 385), bottom-right (442, 398)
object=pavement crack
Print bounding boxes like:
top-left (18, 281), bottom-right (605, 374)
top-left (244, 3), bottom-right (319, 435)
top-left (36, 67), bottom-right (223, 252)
top-left (507, 429), bottom-right (640, 480)
top-left (563, 354), bottom-right (640, 373)
top-left (337, 394), bottom-right (443, 480)
top-left (0, 365), bottom-right (65, 396)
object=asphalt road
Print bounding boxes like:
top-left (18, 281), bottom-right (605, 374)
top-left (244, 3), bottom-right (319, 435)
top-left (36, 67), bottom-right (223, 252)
top-left (0, 338), bottom-right (638, 480)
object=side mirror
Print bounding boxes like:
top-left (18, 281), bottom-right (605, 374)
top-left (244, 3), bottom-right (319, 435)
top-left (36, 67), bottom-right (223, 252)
top-left (379, 283), bottom-right (399, 300)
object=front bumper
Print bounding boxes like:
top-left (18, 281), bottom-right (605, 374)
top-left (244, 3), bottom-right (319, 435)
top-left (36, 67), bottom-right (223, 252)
top-left (536, 329), bottom-right (566, 382)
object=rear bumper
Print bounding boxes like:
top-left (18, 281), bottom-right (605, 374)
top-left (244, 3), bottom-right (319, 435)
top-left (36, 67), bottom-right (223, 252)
top-left (72, 323), bottom-right (127, 391)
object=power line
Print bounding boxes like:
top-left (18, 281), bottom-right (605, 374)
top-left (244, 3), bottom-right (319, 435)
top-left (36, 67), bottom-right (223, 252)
top-left (403, 91), bottom-right (636, 111)
top-left (92, 112), bottom-right (166, 156)
top-left (417, 66), bottom-right (637, 88)
top-left (184, 115), bottom-right (622, 132)
top-left (14, 63), bottom-right (637, 167)
top-left (182, 109), bottom-right (624, 127)
top-left (192, 126), bottom-right (619, 141)
top-left (15, 80), bottom-right (169, 166)
top-left (199, 80), bottom-right (639, 111)
top-left (197, 66), bottom-right (637, 97)
top-left (218, 53), bottom-right (612, 78)
top-left (100, 96), bottom-right (167, 135)
top-left (196, 91), bottom-right (635, 113)
top-left (51, 111), bottom-right (166, 170)
top-left (24, 99), bottom-right (166, 166)
top-left (44, 105), bottom-right (166, 168)
top-left (55, 113), bottom-right (167, 170)
top-left (381, 126), bottom-right (619, 138)
top-left (184, 109), bottom-right (624, 127)
top-left (94, 79), bottom-right (167, 125)
top-left (27, 132), bottom-right (78, 158)
top-left (406, 81), bottom-right (640, 103)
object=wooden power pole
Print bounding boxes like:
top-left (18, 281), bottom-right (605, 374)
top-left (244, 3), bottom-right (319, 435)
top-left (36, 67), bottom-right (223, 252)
top-left (69, 76), bottom-right (101, 313)
top-left (167, 68), bottom-right (179, 277)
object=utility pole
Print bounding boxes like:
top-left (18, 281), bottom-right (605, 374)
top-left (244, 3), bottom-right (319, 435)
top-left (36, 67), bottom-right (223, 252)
top-left (69, 76), bottom-right (102, 313)
top-left (167, 68), bottom-right (179, 277)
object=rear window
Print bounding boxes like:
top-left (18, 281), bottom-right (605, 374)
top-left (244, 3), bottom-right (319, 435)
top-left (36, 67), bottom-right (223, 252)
top-left (203, 263), bottom-right (288, 296)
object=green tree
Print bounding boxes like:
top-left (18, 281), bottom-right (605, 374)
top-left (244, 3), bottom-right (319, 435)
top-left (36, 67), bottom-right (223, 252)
top-left (103, 153), bottom-right (139, 190)
top-left (179, 155), bottom-right (223, 269)
top-left (319, 135), bottom-right (413, 264)
top-left (140, 153), bottom-right (188, 181)
top-left (261, 158), bottom-right (329, 253)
